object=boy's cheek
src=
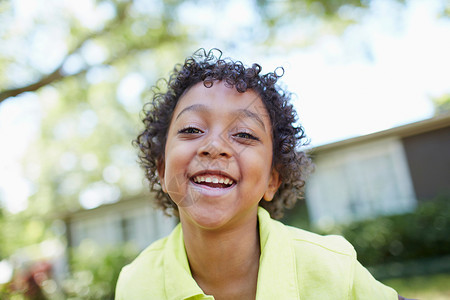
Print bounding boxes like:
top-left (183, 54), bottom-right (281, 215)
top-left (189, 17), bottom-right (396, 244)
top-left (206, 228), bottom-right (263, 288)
top-left (164, 173), bottom-right (197, 208)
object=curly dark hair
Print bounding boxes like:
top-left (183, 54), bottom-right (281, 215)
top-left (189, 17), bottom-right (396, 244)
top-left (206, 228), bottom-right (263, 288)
top-left (134, 48), bottom-right (311, 219)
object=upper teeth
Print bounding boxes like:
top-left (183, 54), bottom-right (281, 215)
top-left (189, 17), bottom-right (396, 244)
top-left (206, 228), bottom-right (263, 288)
top-left (193, 175), bottom-right (234, 185)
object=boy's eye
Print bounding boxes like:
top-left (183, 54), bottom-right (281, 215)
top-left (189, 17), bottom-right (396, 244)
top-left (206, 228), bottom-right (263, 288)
top-left (178, 127), bottom-right (203, 134)
top-left (234, 132), bottom-right (259, 141)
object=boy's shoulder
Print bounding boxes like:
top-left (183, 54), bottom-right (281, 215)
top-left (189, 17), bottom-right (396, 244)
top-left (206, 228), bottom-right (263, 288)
top-left (278, 223), bottom-right (398, 299)
top-left (115, 236), bottom-right (169, 299)
top-left (259, 207), bottom-right (356, 258)
top-left (125, 235), bottom-right (168, 271)
top-left (283, 222), bottom-right (356, 258)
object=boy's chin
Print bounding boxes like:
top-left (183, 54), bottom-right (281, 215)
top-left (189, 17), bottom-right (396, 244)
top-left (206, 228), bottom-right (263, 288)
top-left (179, 204), bottom-right (258, 232)
top-left (179, 206), bottom-right (236, 230)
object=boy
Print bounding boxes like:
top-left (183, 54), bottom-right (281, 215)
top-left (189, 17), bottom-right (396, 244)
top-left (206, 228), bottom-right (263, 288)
top-left (116, 49), bottom-right (406, 299)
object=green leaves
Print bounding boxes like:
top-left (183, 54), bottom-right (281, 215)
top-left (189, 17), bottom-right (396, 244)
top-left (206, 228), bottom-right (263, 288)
top-left (321, 195), bottom-right (450, 267)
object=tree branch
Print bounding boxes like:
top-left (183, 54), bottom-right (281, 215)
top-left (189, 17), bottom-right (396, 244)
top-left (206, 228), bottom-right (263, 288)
top-left (0, 31), bottom-right (182, 104)
top-left (0, 2), bottom-right (133, 104)
top-left (0, 68), bottom-right (64, 103)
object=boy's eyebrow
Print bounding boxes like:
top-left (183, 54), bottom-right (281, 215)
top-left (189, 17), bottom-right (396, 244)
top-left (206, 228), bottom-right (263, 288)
top-left (176, 104), bottom-right (266, 131)
top-left (233, 109), bottom-right (266, 131)
top-left (175, 104), bottom-right (207, 120)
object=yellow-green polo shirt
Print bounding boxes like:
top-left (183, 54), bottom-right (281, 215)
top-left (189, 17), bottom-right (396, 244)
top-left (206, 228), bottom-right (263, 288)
top-left (115, 207), bottom-right (398, 299)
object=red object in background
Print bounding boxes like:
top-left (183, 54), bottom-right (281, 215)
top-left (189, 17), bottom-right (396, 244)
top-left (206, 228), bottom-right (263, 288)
top-left (9, 261), bottom-right (52, 299)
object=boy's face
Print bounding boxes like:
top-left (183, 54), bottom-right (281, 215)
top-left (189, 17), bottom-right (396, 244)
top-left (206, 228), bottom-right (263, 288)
top-left (158, 81), bottom-right (281, 230)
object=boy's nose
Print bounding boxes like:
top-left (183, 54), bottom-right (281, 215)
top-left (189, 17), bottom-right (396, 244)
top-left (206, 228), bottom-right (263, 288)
top-left (197, 134), bottom-right (232, 159)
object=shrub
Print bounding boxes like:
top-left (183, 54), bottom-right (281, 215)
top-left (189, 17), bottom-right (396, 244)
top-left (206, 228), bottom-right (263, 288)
top-left (62, 241), bottom-right (137, 300)
top-left (320, 195), bottom-right (450, 267)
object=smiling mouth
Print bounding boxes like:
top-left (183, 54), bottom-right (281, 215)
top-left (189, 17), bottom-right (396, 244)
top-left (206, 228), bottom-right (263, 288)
top-left (191, 174), bottom-right (235, 189)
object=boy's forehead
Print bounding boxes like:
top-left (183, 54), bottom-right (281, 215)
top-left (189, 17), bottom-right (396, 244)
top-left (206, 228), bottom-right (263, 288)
top-left (175, 81), bottom-right (269, 119)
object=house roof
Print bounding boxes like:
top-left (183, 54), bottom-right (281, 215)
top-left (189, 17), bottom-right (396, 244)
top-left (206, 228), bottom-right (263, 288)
top-left (63, 194), bottom-right (154, 221)
top-left (311, 112), bottom-right (450, 154)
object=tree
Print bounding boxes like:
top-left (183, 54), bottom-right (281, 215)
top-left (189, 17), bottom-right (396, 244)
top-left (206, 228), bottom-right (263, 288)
top-left (0, 0), bottom-right (188, 104)
top-left (0, 0), bottom-right (416, 105)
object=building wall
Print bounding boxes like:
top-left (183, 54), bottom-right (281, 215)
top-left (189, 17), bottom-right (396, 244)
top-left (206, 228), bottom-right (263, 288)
top-left (306, 137), bottom-right (417, 227)
top-left (402, 125), bottom-right (450, 201)
top-left (67, 198), bottom-right (176, 250)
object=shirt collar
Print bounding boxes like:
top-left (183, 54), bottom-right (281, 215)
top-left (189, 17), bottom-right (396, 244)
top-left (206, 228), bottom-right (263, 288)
top-left (256, 207), bottom-right (300, 299)
top-left (163, 223), bottom-right (213, 300)
top-left (163, 207), bottom-right (299, 300)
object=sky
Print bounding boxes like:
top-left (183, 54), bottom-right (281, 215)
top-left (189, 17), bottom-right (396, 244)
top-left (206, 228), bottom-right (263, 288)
top-left (0, 0), bottom-right (449, 213)
top-left (284, 0), bottom-right (450, 145)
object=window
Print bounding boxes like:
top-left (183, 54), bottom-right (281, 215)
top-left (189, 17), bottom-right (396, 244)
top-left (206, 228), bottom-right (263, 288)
top-left (306, 138), bottom-right (416, 227)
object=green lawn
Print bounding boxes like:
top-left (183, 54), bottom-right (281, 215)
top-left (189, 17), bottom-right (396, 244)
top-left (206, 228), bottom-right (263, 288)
top-left (382, 273), bottom-right (450, 300)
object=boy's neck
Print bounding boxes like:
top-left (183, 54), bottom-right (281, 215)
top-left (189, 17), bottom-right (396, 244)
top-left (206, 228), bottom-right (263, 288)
top-left (181, 214), bottom-right (261, 299)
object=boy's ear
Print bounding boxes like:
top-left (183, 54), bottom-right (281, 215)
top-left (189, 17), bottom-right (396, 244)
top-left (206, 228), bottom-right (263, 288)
top-left (157, 157), bottom-right (167, 193)
top-left (263, 168), bottom-right (282, 202)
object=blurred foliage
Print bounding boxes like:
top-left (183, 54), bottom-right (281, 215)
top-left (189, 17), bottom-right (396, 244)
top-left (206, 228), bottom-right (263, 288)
top-left (0, 208), bottom-right (53, 260)
top-left (318, 195), bottom-right (450, 267)
top-left (255, 0), bottom-right (373, 46)
top-left (0, 243), bottom-right (137, 299)
top-left (382, 273), bottom-right (450, 300)
top-left (61, 242), bottom-right (137, 300)
top-left (1, 261), bottom-right (53, 300)
top-left (281, 199), bottom-right (311, 229)
top-left (0, 0), bottom-right (416, 103)
top-left (432, 93), bottom-right (450, 115)
top-left (258, 0), bottom-right (370, 17)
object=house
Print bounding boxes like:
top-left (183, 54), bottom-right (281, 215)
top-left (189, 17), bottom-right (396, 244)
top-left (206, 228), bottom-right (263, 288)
top-left (305, 112), bottom-right (450, 227)
top-left (65, 195), bottom-right (176, 251)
